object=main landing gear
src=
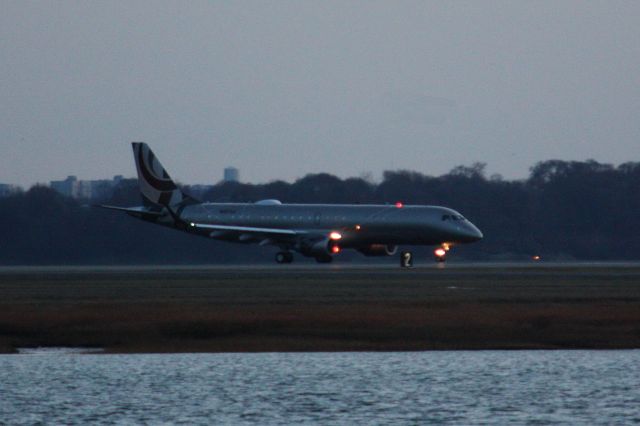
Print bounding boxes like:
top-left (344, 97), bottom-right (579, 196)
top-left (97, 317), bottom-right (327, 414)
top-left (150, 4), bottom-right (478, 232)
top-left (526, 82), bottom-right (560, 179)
top-left (275, 251), bottom-right (333, 264)
top-left (314, 255), bottom-right (333, 263)
top-left (275, 251), bottom-right (294, 264)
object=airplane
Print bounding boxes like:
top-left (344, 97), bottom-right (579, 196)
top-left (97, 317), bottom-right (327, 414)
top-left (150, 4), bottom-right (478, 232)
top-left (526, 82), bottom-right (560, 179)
top-left (101, 143), bottom-right (483, 266)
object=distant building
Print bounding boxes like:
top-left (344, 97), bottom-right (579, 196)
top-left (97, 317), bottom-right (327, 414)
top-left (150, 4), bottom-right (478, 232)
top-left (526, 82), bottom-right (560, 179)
top-left (50, 175), bottom-right (79, 198)
top-left (50, 175), bottom-right (125, 200)
top-left (0, 183), bottom-right (20, 198)
top-left (224, 167), bottom-right (239, 183)
top-left (88, 175), bottom-right (124, 200)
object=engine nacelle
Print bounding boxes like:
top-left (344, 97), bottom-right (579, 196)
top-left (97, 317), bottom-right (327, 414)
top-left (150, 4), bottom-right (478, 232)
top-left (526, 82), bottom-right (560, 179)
top-left (357, 244), bottom-right (398, 257)
top-left (299, 237), bottom-right (339, 258)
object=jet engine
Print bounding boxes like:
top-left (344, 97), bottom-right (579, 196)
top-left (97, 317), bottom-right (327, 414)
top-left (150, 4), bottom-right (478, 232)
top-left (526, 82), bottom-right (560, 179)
top-left (299, 237), bottom-right (340, 258)
top-left (357, 244), bottom-right (398, 257)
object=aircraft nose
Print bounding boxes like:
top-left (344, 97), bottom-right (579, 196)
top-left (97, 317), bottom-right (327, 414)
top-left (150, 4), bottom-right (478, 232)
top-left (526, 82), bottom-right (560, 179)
top-left (459, 223), bottom-right (483, 242)
top-left (470, 224), bottom-right (483, 241)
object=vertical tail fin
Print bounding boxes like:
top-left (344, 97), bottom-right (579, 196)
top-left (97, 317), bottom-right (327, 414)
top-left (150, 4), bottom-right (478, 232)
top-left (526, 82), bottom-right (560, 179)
top-left (131, 142), bottom-right (185, 206)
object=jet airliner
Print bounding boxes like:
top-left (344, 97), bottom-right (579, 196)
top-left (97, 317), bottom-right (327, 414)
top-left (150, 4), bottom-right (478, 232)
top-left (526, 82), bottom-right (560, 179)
top-left (102, 143), bottom-right (483, 266)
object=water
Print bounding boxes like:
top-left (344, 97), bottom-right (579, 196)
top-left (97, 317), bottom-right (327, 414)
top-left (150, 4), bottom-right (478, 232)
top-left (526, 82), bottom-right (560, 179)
top-left (1, 351), bottom-right (639, 425)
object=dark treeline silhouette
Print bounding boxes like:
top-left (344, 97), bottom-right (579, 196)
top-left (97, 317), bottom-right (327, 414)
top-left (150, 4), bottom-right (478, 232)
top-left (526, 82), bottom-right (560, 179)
top-left (1, 159), bottom-right (639, 264)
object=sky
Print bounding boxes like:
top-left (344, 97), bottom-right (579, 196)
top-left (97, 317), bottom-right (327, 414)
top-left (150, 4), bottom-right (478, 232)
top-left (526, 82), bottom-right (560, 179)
top-left (1, 1), bottom-right (639, 187)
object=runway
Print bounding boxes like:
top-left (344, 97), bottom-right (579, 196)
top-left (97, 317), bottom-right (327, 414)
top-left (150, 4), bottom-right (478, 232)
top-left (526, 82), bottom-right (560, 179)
top-left (1, 264), bottom-right (639, 353)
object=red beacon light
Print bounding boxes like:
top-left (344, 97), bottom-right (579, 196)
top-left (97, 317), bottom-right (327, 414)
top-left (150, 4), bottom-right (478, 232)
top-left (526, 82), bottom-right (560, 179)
top-left (331, 245), bottom-right (341, 254)
top-left (395, 201), bottom-right (404, 208)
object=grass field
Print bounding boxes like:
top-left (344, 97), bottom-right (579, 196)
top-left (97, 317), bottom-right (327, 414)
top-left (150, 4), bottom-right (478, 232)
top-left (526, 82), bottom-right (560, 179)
top-left (1, 265), bottom-right (639, 353)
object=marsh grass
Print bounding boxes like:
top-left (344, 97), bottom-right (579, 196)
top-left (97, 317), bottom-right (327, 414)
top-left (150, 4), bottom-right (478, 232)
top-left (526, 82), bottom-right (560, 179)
top-left (1, 266), bottom-right (639, 353)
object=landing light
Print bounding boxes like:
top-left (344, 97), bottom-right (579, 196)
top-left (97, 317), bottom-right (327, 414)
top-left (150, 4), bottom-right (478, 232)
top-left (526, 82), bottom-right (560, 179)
top-left (532, 255), bottom-right (541, 261)
top-left (329, 232), bottom-right (342, 240)
top-left (355, 225), bottom-right (361, 231)
top-left (190, 222), bottom-right (195, 227)
top-left (442, 243), bottom-right (451, 251)
top-left (434, 248), bottom-right (447, 257)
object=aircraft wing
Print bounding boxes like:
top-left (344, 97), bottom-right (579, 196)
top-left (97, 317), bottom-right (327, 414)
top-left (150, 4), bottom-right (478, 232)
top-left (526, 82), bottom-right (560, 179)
top-left (190, 222), bottom-right (308, 244)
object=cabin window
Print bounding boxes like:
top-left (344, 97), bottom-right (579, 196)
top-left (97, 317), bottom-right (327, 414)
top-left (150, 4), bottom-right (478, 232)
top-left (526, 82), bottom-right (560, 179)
top-left (442, 214), bottom-right (466, 221)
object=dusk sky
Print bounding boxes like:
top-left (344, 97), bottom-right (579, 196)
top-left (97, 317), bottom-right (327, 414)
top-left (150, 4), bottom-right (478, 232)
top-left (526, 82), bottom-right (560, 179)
top-left (2, 1), bottom-right (639, 188)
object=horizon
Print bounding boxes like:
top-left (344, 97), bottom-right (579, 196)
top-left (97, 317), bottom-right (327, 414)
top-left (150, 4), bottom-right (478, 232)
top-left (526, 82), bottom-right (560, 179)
top-left (4, 156), bottom-right (637, 190)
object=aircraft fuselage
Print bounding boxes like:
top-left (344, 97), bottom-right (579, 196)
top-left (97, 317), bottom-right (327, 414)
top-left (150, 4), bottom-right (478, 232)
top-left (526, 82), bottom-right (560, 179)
top-left (176, 202), bottom-right (483, 247)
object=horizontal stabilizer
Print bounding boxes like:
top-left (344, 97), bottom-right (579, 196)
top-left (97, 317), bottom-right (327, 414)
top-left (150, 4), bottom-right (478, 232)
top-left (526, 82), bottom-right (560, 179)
top-left (98, 205), bottom-right (163, 220)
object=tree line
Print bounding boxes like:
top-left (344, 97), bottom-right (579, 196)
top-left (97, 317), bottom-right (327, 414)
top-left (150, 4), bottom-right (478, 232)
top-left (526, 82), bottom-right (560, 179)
top-left (1, 159), bottom-right (639, 264)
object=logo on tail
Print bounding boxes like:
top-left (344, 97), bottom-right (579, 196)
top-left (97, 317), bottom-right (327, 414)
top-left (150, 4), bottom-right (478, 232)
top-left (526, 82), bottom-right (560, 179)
top-left (132, 142), bottom-right (184, 206)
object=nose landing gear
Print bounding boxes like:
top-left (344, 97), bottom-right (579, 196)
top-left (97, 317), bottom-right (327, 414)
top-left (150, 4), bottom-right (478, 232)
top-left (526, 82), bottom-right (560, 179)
top-left (399, 244), bottom-right (452, 267)
top-left (434, 243), bottom-right (451, 262)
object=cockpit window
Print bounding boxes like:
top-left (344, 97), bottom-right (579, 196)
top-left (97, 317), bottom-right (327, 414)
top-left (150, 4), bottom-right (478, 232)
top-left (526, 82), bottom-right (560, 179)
top-left (442, 214), bottom-right (466, 221)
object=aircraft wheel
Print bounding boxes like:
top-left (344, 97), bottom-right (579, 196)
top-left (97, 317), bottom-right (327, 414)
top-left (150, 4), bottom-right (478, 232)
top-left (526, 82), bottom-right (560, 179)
top-left (400, 251), bottom-right (413, 268)
top-left (276, 251), bottom-right (293, 264)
